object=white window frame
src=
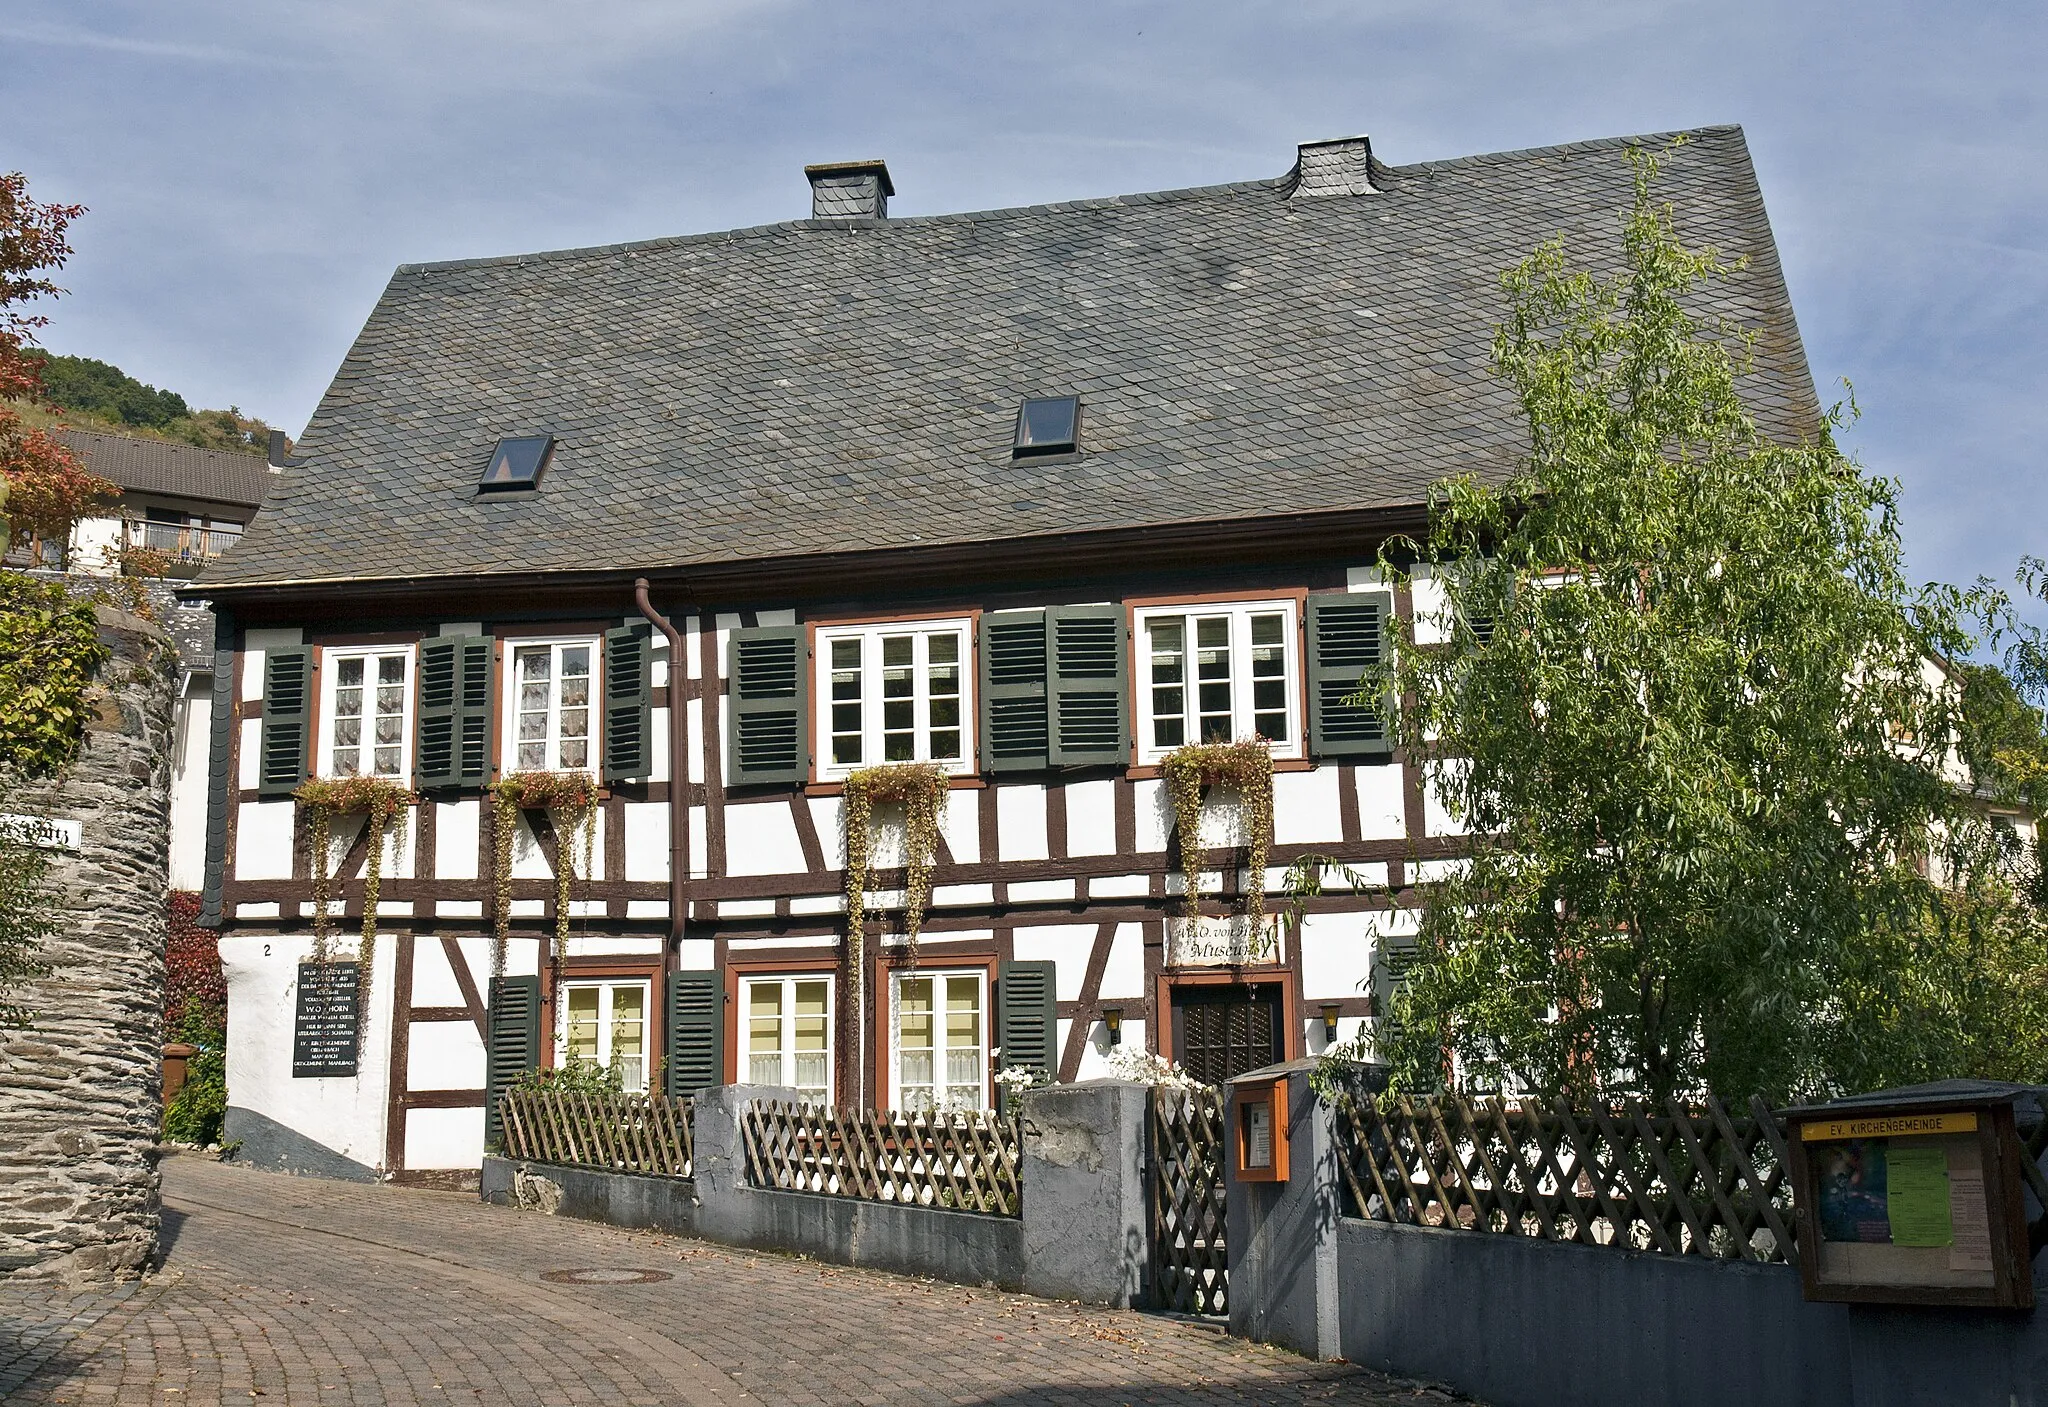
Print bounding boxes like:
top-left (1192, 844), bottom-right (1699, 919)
top-left (315, 646), bottom-right (415, 782)
top-left (554, 978), bottom-right (652, 1093)
top-left (502, 636), bottom-right (602, 774)
top-left (813, 616), bottom-right (976, 780)
top-left (739, 973), bottom-right (836, 1105)
top-left (889, 967), bottom-right (989, 1113)
top-left (1132, 599), bottom-right (1304, 764)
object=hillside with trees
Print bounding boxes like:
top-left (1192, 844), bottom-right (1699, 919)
top-left (15, 348), bottom-right (286, 457)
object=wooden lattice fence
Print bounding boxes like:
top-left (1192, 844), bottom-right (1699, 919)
top-left (1149, 1085), bottom-right (1228, 1315)
top-left (740, 1100), bottom-right (1022, 1216)
top-left (1337, 1093), bottom-right (1801, 1265)
top-left (498, 1089), bottom-right (694, 1178)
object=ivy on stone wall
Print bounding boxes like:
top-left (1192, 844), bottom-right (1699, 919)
top-left (0, 569), bottom-right (109, 779)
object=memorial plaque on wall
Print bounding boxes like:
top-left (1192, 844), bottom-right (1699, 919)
top-left (292, 962), bottom-right (360, 1078)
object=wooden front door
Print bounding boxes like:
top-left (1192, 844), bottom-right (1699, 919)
top-left (1170, 983), bottom-right (1283, 1086)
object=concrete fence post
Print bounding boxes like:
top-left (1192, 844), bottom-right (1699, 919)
top-left (1225, 1058), bottom-right (1343, 1360)
top-left (1018, 1079), bottom-right (1151, 1307)
top-left (687, 1083), bottom-right (799, 1245)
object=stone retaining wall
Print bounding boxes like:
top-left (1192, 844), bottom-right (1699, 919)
top-left (0, 604), bottom-right (177, 1283)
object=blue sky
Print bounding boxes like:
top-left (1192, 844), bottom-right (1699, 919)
top-left (6, 1), bottom-right (2043, 599)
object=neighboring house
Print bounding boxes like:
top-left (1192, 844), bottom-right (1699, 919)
top-left (0, 428), bottom-right (280, 578)
top-left (186, 125), bottom-right (1822, 1182)
top-left (2, 430), bottom-right (279, 891)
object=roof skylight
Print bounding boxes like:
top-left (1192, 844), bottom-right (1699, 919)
top-left (478, 435), bottom-right (554, 493)
top-left (1013, 396), bottom-right (1080, 457)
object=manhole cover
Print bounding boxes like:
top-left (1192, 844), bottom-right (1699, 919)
top-left (540, 1268), bottom-right (672, 1285)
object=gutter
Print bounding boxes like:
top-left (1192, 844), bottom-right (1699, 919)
top-left (634, 578), bottom-right (689, 946)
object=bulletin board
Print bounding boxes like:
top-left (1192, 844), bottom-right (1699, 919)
top-left (1788, 1100), bottom-right (2034, 1309)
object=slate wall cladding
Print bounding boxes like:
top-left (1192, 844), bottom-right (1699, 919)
top-left (0, 604), bottom-right (177, 1283)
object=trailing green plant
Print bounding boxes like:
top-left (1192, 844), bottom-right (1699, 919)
top-left (842, 762), bottom-right (950, 992)
top-left (508, 1053), bottom-right (622, 1096)
top-left (0, 835), bottom-right (53, 1029)
top-left (490, 771), bottom-right (600, 979)
top-left (0, 569), bottom-right (108, 779)
top-left (1161, 739), bottom-right (1275, 941)
top-left (293, 775), bottom-right (416, 1045)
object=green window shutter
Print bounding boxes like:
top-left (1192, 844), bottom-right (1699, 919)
top-left (1049, 605), bottom-right (1127, 767)
top-left (415, 637), bottom-right (460, 788)
top-left (417, 636), bottom-right (493, 789)
top-left (1306, 591), bottom-right (1393, 758)
top-left (603, 621), bottom-right (653, 783)
top-left (997, 959), bottom-right (1058, 1088)
top-left (1370, 936), bottom-right (1421, 1055)
top-left (257, 647), bottom-right (312, 795)
top-left (980, 609), bottom-right (1049, 772)
top-left (453, 636), bottom-right (494, 787)
top-left (726, 625), bottom-right (809, 785)
top-left (664, 970), bottom-right (722, 1098)
top-left (485, 974), bottom-right (541, 1148)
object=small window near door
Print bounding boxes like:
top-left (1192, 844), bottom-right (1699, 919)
top-left (894, 970), bottom-right (986, 1112)
top-left (743, 975), bottom-right (834, 1104)
top-left (1171, 983), bottom-right (1283, 1086)
top-left (557, 979), bottom-right (649, 1092)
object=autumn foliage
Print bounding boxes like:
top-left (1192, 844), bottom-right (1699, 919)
top-left (1, 173), bottom-right (116, 553)
top-left (166, 891), bottom-right (225, 1034)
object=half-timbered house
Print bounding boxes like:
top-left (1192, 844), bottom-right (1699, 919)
top-left (188, 125), bottom-right (1820, 1182)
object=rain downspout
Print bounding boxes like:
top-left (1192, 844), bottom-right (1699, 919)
top-left (634, 578), bottom-right (688, 945)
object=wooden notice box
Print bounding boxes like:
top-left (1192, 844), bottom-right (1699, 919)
top-left (1786, 1086), bottom-right (2037, 1309)
top-left (1234, 1076), bottom-right (1289, 1184)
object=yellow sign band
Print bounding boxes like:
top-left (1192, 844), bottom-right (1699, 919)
top-left (1798, 1111), bottom-right (1978, 1142)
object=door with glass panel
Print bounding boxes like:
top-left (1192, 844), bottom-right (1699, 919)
top-left (894, 971), bottom-right (986, 1112)
top-left (744, 975), bottom-right (834, 1104)
top-left (557, 980), bottom-right (648, 1091)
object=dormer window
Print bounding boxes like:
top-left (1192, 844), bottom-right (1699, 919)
top-left (1013, 397), bottom-right (1079, 457)
top-left (479, 435), bottom-right (554, 492)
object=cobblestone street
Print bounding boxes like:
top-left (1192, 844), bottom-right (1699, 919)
top-left (1, 1155), bottom-right (1461, 1406)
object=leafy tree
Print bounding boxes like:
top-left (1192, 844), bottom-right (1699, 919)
top-left (0, 172), bottom-right (115, 556)
top-left (1372, 142), bottom-right (2025, 1104)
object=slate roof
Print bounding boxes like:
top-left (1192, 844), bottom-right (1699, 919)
top-left (200, 125), bottom-right (1818, 591)
top-left (59, 430), bottom-right (276, 512)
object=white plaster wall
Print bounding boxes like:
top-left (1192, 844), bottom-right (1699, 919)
top-left (1100, 922), bottom-right (1146, 999)
top-left (688, 804), bottom-right (709, 879)
top-left (807, 796), bottom-right (845, 872)
top-left (405, 1108), bottom-right (485, 1171)
top-left (1356, 764), bottom-right (1407, 839)
top-left (168, 679), bottom-right (212, 891)
top-left (235, 800), bottom-right (294, 880)
top-left (408, 939), bottom-right (465, 1007)
top-left (1064, 779), bottom-right (1117, 856)
top-left (1423, 760), bottom-right (1471, 836)
top-left (623, 801), bottom-right (668, 882)
top-left (685, 698), bottom-right (706, 782)
top-left (237, 717), bottom-right (260, 789)
top-left (407, 1021), bottom-right (485, 1092)
top-left (221, 932), bottom-right (393, 1172)
top-left (504, 808), bottom-right (601, 880)
top-left (726, 801), bottom-right (804, 876)
top-left (1075, 1020), bottom-right (1145, 1079)
top-left (1011, 924), bottom-right (1096, 997)
top-left (649, 704), bottom-right (671, 784)
top-left (997, 783), bottom-right (1048, 861)
top-left (1299, 910), bottom-right (1374, 1002)
top-left (1132, 778), bottom-right (1170, 851)
top-left (66, 514), bottom-right (122, 575)
top-left (435, 799), bottom-right (480, 880)
top-left (1273, 766), bottom-right (1344, 846)
top-left (941, 789), bottom-right (979, 864)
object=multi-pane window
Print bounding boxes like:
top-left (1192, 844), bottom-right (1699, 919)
top-left (744, 975), bottom-right (833, 1104)
top-left (321, 649), bottom-right (411, 779)
top-left (816, 620), bottom-right (973, 778)
top-left (558, 979), bottom-right (648, 1092)
top-left (508, 640), bottom-right (596, 772)
top-left (894, 970), bottom-right (986, 1112)
top-left (1137, 602), bottom-right (1299, 762)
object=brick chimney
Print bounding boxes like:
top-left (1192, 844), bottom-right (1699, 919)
top-left (805, 160), bottom-right (894, 220)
